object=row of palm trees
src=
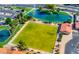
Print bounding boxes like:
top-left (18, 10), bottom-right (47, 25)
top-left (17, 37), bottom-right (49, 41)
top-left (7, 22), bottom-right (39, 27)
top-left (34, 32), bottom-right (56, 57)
top-left (38, 4), bottom-right (60, 14)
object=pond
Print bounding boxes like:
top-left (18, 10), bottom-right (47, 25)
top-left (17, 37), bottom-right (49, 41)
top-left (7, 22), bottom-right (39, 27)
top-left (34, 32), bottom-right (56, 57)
top-left (28, 9), bottom-right (72, 23)
top-left (0, 30), bottom-right (10, 42)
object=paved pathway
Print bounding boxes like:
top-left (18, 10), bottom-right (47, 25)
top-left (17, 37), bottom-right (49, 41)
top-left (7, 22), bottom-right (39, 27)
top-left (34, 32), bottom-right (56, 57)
top-left (60, 33), bottom-right (72, 54)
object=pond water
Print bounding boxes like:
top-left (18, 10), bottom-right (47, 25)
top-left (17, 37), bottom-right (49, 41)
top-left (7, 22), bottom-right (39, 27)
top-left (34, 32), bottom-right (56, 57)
top-left (28, 10), bottom-right (72, 23)
top-left (0, 30), bottom-right (10, 42)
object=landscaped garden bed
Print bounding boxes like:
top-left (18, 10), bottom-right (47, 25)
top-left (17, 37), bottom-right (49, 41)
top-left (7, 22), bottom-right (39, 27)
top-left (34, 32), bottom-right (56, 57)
top-left (13, 22), bottom-right (58, 52)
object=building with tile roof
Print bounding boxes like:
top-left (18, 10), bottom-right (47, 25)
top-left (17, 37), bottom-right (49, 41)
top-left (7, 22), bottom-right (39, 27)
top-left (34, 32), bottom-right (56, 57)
top-left (60, 23), bottom-right (72, 34)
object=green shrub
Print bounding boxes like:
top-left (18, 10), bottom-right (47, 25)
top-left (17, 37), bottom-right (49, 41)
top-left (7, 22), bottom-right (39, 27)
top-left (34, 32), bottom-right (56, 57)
top-left (40, 10), bottom-right (50, 14)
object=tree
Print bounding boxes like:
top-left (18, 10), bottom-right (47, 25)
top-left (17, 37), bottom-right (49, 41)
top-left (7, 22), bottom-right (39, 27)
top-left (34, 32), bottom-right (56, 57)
top-left (56, 8), bottom-right (60, 12)
top-left (17, 40), bottom-right (27, 51)
top-left (17, 12), bottom-right (27, 24)
top-left (45, 4), bottom-right (59, 15)
top-left (5, 18), bottom-right (12, 25)
top-left (45, 4), bottom-right (56, 11)
top-left (20, 17), bottom-right (26, 24)
top-left (24, 15), bottom-right (32, 20)
top-left (9, 22), bottom-right (15, 33)
top-left (38, 6), bottom-right (42, 11)
top-left (11, 19), bottom-right (19, 26)
top-left (57, 33), bottom-right (63, 42)
top-left (7, 19), bottom-right (19, 33)
top-left (66, 19), bottom-right (72, 23)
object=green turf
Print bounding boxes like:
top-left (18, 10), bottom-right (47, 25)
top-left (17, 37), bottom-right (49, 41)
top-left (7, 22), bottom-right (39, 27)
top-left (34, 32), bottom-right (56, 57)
top-left (13, 22), bottom-right (58, 52)
top-left (0, 25), bottom-right (10, 30)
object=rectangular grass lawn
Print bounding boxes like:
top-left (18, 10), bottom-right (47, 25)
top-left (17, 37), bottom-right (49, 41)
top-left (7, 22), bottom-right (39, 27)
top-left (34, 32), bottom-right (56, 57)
top-left (13, 22), bottom-right (58, 52)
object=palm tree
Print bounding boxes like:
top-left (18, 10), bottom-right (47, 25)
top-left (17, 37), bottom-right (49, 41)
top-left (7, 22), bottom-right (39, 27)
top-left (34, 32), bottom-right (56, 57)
top-left (45, 4), bottom-right (56, 11)
top-left (56, 8), bottom-right (60, 12)
top-left (5, 18), bottom-right (12, 25)
top-left (12, 19), bottom-right (19, 26)
top-left (57, 33), bottom-right (63, 42)
top-left (16, 13), bottom-right (24, 24)
top-left (17, 40), bottom-right (27, 51)
top-left (38, 6), bottom-right (42, 11)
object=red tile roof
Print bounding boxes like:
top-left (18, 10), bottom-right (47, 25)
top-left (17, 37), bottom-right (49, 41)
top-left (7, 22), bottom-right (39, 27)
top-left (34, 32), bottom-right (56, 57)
top-left (60, 23), bottom-right (72, 33)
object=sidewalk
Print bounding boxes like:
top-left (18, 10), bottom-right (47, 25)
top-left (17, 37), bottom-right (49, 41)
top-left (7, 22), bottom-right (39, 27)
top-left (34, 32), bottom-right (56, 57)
top-left (60, 33), bottom-right (72, 54)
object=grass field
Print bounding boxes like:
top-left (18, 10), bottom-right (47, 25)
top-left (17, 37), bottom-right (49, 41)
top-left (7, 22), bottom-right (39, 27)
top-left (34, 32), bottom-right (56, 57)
top-left (13, 22), bottom-right (58, 52)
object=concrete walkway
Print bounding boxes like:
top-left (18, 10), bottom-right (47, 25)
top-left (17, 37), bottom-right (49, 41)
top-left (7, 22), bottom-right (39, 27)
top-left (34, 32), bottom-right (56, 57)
top-left (60, 33), bottom-right (72, 54)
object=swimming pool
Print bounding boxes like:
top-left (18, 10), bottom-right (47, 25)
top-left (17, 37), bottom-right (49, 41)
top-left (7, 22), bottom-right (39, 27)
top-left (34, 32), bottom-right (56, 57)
top-left (0, 30), bottom-right (10, 42)
top-left (28, 10), bottom-right (72, 23)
